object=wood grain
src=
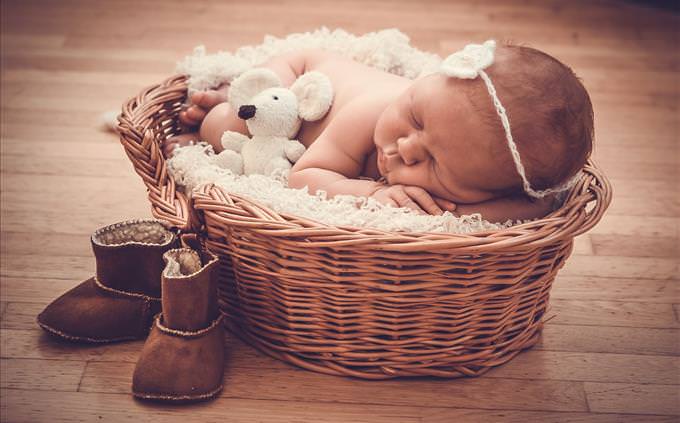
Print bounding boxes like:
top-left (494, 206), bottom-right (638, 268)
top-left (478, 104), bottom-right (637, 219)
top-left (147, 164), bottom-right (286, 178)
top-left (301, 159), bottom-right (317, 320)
top-left (1, 0), bottom-right (678, 420)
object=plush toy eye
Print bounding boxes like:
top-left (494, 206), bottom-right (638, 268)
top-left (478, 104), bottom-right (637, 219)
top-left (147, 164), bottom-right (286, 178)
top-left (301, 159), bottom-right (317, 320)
top-left (272, 95), bottom-right (279, 100)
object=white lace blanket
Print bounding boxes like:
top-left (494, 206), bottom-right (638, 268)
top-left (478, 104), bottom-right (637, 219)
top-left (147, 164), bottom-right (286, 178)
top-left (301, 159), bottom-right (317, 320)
top-left (168, 28), bottom-right (515, 233)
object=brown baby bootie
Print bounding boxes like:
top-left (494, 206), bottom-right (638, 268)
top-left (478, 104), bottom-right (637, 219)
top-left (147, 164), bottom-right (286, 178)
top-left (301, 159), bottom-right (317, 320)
top-left (37, 219), bottom-right (179, 343)
top-left (132, 246), bottom-right (224, 402)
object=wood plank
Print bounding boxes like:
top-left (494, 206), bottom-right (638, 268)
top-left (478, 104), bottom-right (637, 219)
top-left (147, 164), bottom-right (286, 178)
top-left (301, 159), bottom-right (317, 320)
top-left (590, 162), bottom-right (678, 182)
top-left (0, 328), bottom-right (291, 371)
top-left (425, 409), bottom-right (676, 423)
top-left (590, 235), bottom-right (679, 258)
top-left (0, 138), bottom-right (136, 160)
top-left (79, 361), bottom-right (590, 412)
top-left (1, 278), bottom-right (85, 305)
top-left (1, 155), bottom-right (132, 178)
top-left (594, 145), bottom-right (678, 166)
top-left (0, 84), bottom-right (151, 116)
top-left (487, 350), bottom-right (679, 385)
top-left (1, 255), bottom-right (95, 280)
top-left (4, 388), bottom-right (671, 423)
top-left (572, 235), bottom-right (593, 255)
top-left (0, 34), bottom-right (67, 49)
top-left (0, 233), bottom-right (93, 257)
top-left (1, 358), bottom-right (84, 392)
top-left (552, 276), bottom-right (679, 303)
top-left (0, 388), bottom-right (424, 423)
top-left (0, 210), bottom-right (151, 237)
top-left (537, 324), bottom-right (680, 357)
top-left (605, 195), bottom-right (680, 218)
top-left (585, 382), bottom-right (680, 416)
top-left (1, 303), bottom-right (49, 330)
top-left (1, 108), bottom-right (122, 128)
top-left (589, 215), bottom-right (679, 238)
top-left (549, 300), bottom-right (678, 328)
top-left (559, 255), bottom-right (678, 280)
top-left (1, 123), bottom-right (121, 146)
top-left (0, 198), bottom-right (151, 235)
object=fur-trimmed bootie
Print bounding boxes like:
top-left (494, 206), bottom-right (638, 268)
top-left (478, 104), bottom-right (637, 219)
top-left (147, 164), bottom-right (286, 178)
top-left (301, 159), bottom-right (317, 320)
top-left (37, 219), bottom-right (179, 343)
top-left (132, 247), bottom-right (224, 402)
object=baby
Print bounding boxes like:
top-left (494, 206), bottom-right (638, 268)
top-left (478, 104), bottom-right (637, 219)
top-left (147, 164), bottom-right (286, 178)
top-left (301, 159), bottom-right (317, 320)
top-left (163, 41), bottom-right (593, 223)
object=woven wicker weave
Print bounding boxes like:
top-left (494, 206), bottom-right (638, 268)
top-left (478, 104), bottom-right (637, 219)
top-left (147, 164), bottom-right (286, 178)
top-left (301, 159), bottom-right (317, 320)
top-left (118, 74), bottom-right (612, 379)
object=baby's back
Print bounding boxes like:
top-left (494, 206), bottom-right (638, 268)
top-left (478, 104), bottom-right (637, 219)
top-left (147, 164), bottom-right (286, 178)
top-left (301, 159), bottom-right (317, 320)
top-left (294, 50), bottom-right (410, 148)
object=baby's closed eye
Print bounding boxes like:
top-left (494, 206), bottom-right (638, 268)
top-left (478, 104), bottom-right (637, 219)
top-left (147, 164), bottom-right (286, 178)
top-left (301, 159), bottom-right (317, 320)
top-left (409, 107), bottom-right (423, 129)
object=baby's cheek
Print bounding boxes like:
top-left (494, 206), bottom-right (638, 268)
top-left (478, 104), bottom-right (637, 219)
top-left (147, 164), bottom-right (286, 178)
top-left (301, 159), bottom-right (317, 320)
top-left (391, 164), bottom-right (426, 187)
top-left (374, 108), bottom-right (400, 143)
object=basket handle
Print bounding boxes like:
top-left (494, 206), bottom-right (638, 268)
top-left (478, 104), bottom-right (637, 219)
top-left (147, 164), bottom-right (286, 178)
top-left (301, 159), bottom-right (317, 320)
top-left (570, 159), bottom-right (613, 237)
top-left (117, 75), bottom-right (200, 232)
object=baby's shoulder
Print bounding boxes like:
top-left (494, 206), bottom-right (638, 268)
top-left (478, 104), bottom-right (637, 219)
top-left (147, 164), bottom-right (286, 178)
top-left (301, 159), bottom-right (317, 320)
top-left (301, 48), bottom-right (348, 64)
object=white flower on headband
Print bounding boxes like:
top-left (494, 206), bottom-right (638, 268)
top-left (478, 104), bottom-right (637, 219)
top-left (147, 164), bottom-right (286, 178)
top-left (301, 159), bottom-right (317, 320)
top-left (440, 40), bottom-right (496, 79)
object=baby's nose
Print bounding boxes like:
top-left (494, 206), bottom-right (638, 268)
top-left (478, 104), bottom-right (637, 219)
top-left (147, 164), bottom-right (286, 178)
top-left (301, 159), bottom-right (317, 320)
top-left (396, 137), bottom-right (423, 165)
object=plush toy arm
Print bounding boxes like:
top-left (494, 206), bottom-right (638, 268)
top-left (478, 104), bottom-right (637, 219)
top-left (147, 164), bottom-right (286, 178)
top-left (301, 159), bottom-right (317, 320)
top-left (212, 150), bottom-right (244, 175)
top-left (220, 131), bottom-right (250, 153)
top-left (284, 139), bottom-right (306, 163)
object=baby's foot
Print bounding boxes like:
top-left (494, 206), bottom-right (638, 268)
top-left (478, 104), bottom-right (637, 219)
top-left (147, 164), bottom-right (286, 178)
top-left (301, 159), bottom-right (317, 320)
top-left (161, 133), bottom-right (199, 158)
top-left (178, 85), bottom-right (230, 128)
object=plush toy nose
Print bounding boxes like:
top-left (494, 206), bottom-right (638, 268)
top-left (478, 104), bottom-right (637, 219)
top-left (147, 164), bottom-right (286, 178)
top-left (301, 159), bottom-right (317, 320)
top-left (238, 105), bottom-right (256, 120)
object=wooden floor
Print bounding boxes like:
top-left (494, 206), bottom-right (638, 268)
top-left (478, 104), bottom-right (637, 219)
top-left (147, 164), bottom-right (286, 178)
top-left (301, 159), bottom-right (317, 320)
top-left (1, 0), bottom-right (678, 421)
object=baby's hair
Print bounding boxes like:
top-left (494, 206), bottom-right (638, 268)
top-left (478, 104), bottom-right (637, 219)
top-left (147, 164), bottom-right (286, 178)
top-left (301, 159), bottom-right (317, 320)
top-left (469, 42), bottom-right (594, 195)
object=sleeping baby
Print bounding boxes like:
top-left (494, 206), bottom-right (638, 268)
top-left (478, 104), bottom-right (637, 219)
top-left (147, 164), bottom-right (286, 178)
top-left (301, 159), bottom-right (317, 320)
top-left (162, 40), bottom-right (593, 223)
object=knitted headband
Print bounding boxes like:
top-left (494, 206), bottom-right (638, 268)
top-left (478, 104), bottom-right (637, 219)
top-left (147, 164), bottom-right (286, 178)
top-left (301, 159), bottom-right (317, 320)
top-left (440, 40), bottom-right (582, 199)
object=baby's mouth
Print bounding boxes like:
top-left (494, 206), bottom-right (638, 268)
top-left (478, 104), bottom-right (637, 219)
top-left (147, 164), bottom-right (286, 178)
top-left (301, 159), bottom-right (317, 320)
top-left (377, 145), bottom-right (400, 176)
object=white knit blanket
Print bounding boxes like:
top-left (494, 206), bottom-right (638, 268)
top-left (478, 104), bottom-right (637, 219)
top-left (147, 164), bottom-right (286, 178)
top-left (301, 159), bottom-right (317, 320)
top-left (168, 28), bottom-right (515, 233)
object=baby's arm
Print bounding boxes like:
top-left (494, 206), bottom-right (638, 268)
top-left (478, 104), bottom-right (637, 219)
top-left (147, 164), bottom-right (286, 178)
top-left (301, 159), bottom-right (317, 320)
top-left (288, 96), bottom-right (383, 198)
top-left (288, 96), bottom-right (446, 215)
top-left (453, 194), bottom-right (557, 223)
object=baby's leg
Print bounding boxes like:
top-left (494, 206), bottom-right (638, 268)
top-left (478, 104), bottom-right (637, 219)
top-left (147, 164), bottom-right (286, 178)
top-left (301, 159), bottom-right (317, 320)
top-left (178, 85), bottom-right (230, 128)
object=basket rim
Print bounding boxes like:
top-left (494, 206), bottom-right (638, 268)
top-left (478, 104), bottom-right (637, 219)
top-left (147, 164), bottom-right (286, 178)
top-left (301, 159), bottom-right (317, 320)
top-left (192, 157), bottom-right (611, 252)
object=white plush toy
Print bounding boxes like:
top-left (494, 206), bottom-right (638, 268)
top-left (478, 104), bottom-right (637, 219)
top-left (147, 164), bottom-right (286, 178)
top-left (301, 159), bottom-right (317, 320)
top-left (214, 68), bottom-right (334, 176)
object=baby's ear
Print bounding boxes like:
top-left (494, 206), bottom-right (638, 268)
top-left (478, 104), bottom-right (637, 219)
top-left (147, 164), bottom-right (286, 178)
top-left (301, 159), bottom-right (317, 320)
top-left (290, 71), bottom-right (334, 121)
top-left (228, 68), bottom-right (282, 110)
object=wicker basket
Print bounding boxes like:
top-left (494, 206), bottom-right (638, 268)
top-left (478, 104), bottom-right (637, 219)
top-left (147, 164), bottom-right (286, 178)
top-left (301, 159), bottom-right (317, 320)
top-left (117, 74), bottom-right (612, 379)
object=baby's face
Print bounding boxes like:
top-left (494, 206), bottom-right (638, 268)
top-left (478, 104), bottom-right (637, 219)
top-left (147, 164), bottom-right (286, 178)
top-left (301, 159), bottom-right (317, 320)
top-left (373, 74), bottom-right (504, 204)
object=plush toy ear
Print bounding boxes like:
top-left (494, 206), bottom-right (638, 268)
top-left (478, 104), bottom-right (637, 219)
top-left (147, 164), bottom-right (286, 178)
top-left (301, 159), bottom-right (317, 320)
top-left (290, 71), bottom-right (334, 121)
top-left (227, 68), bottom-right (282, 110)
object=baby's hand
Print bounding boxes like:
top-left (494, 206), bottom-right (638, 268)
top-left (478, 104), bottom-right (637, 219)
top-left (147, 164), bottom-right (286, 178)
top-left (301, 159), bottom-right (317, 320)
top-left (370, 184), bottom-right (456, 215)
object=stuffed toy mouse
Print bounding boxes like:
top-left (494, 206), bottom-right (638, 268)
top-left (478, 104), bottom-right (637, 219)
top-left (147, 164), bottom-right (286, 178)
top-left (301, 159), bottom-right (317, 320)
top-left (213, 68), bottom-right (334, 176)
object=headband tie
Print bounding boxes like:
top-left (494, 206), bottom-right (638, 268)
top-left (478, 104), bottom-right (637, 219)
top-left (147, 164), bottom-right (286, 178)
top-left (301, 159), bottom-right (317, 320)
top-left (440, 40), bottom-right (582, 199)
